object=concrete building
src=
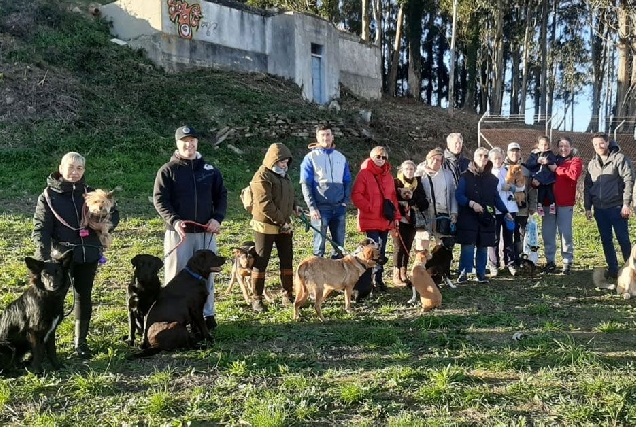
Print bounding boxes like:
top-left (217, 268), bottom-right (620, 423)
top-left (102, 0), bottom-right (382, 103)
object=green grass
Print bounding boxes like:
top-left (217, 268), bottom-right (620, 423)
top-left (2, 0), bottom-right (636, 425)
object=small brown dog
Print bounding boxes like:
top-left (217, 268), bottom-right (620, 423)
top-left (294, 238), bottom-right (380, 322)
top-left (82, 189), bottom-right (115, 249)
top-left (506, 165), bottom-right (526, 207)
top-left (226, 241), bottom-right (273, 304)
top-left (409, 250), bottom-right (442, 312)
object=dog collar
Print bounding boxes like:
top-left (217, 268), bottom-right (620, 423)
top-left (354, 257), bottom-right (369, 269)
top-left (184, 267), bottom-right (205, 282)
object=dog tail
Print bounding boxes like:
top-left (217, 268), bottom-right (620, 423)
top-left (592, 267), bottom-right (615, 290)
top-left (128, 347), bottom-right (162, 359)
top-left (293, 266), bottom-right (307, 301)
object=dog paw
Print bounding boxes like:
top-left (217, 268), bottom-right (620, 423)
top-left (623, 293), bottom-right (631, 300)
top-left (407, 298), bottom-right (417, 305)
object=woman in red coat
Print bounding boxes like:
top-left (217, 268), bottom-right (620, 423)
top-left (537, 137), bottom-right (582, 275)
top-left (352, 146), bottom-right (400, 291)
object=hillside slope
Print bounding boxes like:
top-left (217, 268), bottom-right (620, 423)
top-left (0, 0), bottom-right (480, 209)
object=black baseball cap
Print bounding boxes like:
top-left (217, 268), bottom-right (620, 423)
top-left (175, 125), bottom-right (197, 141)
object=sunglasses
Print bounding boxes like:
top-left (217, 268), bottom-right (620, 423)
top-left (374, 155), bottom-right (388, 160)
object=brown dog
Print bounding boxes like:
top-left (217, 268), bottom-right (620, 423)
top-left (226, 241), bottom-right (273, 304)
top-left (409, 250), bottom-right (442, 312)
top-left (505, 165), bottom-right (526, 207)
top-left (82, 189), bottom-right (115, 249)
top-left (293, 239), bottom-right (379, 322)
top-left (131, 250), bottom-right (225, 358)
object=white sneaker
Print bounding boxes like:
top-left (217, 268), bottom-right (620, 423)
top-left (488, 263), bottom-right (498, 277)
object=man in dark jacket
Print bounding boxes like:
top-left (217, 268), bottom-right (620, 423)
top-left (442, 132), bottom-right (471, 185)
top-left (153, 126), bottom-right (228, 330)
top-left (584, 133), bottom-right (633, 279)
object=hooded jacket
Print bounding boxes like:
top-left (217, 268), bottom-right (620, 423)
top-left (299, 143), bottom-right (351, 211)
top-left (584, 144), bottom-right (634, 210)
top-left (33, 173), bottom-right (120, 263)
top-left (455, 161), bottom-right (508, 247)
top-left (153, 151), bottom-right (228, 233)
top-left (553, 152), bottom-right (582, 207)
top-left (351, 158), bottom-right (401, 232)
top-left (250, 143), bottom-right (296, 233)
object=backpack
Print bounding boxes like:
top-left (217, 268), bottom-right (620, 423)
top-left (240, 185), bottom-right (253, 213)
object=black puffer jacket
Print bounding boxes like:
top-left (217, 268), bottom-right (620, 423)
top-left (153, 152), bottom-right (228, 233)
top-left (455, 161), bottom-right (508, 247)
top-left (33, 173), bottom-right (120, 263)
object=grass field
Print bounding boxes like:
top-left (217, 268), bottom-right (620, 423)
top-left (1, 1), bottom-right (636, 425)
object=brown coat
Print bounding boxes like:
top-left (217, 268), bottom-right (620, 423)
top-left (250, 143), bottom-right (296, 232)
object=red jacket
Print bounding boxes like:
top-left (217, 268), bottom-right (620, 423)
top-left (553, 155), bottom-right (582, 207)
top-left (352, 158), bottom-right (401, 232)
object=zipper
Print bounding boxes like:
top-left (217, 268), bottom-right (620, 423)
top-left (73, 184), bottom-right (86, 261)
top-left (192, 161), bottom-right (198, 230)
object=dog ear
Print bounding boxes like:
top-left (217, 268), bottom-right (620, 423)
top-left (233, 248), bottom-right (243, 256)
top-left (107, 190), bottom-right (115, 199)
top-left (131, 255), bottom-right (140, 266)
top-left (153, 256), bottom-right (164, 271)
top-left (25, 257), bottom-right (44, 274)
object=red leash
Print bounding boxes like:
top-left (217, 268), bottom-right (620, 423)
top-left (164, 220), bottom-right (213, 258)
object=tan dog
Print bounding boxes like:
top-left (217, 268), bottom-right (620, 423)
top-left (82, 189), bottom-right (115, 249)
top-left (617, 245), bottom-right (636, 299)
top-left (226, 242), bottom-right (273, 304)
top-left (506, 164), bottom-right (526, 207)
top-left (293, 239), bottom-right (380, 322)
top-left (409, 250), bottom-right (442, 312)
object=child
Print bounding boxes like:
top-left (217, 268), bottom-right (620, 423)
top-left (525, 136), bottom-right (557, 216)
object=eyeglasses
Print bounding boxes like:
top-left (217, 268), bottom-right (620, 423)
top-left (374, 155), bottom-right (388, 160)
top-left (477, 154), bottom-right (489, 158)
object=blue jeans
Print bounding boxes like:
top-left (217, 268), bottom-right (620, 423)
top-left (594, 206), bottom-right (631, 274)
top-left (312, 206), bottom-right (346, 258)
top-left (366, 230), bottom-right (388, 284)
top-left (459, 244), bottom-right (488, 278)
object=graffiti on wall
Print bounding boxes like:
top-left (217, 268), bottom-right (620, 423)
top-left (167, 0), bottom-right (203, 40)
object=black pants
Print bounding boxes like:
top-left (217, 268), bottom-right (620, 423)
top-left (538, 184), bottom-right (555, 205)
top-left (393, 222), bottom-right (416, 268)
top-left (252, 231), bottom-right (294, 297)
top-left (513, 215), bottom-right (528, 266)
top-left (72, 261), bottom-right (98, 320)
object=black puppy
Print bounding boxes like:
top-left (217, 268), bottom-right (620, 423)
top-left (125, 254), bottom-right (163, 347)
top-left (0, 251), bottom-right (73, 374)
top-left (131, 250), bottom-right (226, 358)
top-left (425, 240), bottom-right (455, 288)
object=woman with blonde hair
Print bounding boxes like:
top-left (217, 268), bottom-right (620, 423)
top-left (352, 146), bottom-right (400, 291)
top-left (392, 160), bottom-right (429, 284)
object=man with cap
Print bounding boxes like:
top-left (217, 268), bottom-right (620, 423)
top-left (442, 133), bottom-right (471, 185)
top-left (153, 125), bottom-right (228, 332)
top-left (415, 147), bottom-right (458, 250)
top-left (504, 141), bottom-right (537, 272)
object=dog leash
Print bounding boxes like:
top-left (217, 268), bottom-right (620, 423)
top-left (43, 188), bottom-right (88, 234)
top-left (164, 220), bottom-right (216, 258)
top-left (296, 211), bottom-right (347, 256)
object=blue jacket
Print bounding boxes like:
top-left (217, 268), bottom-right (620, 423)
top-left (154, 152), bottom-right (228, 233)
top-left (299, 145), bottom-right (351, 211)
top-left (455, 161), bottom-right (508, 247)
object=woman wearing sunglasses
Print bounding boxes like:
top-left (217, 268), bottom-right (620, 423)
top-left (352, 146), bottom-right (401, 292)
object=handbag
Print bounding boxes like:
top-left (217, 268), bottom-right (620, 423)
top-left (374, 176), bottom-right (396, 222)
top-left (412, 207), bottom-right (427, 229)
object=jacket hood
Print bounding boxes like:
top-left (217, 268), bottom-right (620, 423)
top-left (263, 143), bottom-right (293, 169)
top-left (46, 172), bottom-right (87, 194)
top-left (169, 151), bottom-right (203, 163)
top-left (467, 160), bottom-right (493, 175)
top-left (361, 157), bottom-right (391, 175)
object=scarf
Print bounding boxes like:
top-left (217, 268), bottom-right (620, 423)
top-left (397, 171), bottom-right (418, 192)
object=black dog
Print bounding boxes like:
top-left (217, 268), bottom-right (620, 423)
top-left (131, 250), bottom-right (225, 358)
top-left (425, 241), bottom-right (455, 288)
top-left (125, 254), bottom-right (163, 347)
top-left (0, 251), bottom-right (73, 374)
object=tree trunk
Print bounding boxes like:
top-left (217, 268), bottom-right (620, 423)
top-left (388, 4), bottom-right (405, 97)
top-left (490, 0), bottom-right (505, 115)
top-left (463, 16), bottom-right (479, 112)
top-left (546, 0), bottom-right (557, 120)
top-left (362, 0), bottom-right (369, 41)
top-left (405, 0), bottom-right (424, 101)
top-left (616, 1), bottom-right (630, 126)
top-left (372, 0), bottom-right (381, 46)
top-left (520, 0), bottom-right (535, 116)
top-left (448, 0), bottom-right (458, 115)
top-left (588, 7), bottom-right (606, 132)
top-left (538, 0), bottom-right (548, 123)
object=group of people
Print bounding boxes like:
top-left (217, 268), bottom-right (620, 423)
top-left (30, 124), bottom-right (633, 358)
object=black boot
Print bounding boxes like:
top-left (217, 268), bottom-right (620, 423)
top-left (74, 319), bottom-right (92, 359)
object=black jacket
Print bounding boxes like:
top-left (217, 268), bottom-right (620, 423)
top-left (153, 152), bottom-right (228, 233)
top-left (455, 161), bottom-right (508, 247)
top-left (33, 173), bottom-right (120, 263)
